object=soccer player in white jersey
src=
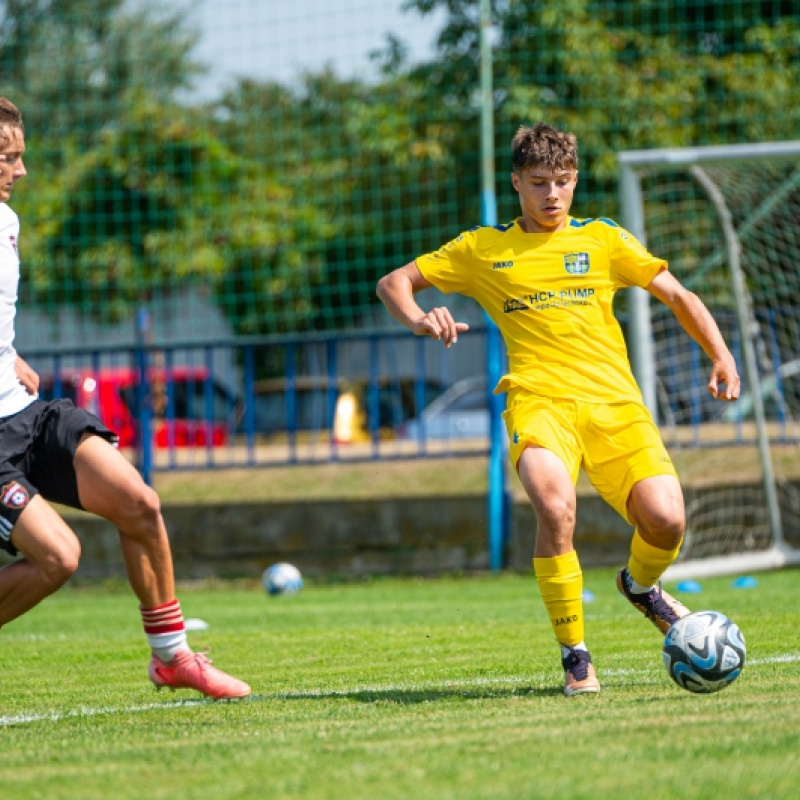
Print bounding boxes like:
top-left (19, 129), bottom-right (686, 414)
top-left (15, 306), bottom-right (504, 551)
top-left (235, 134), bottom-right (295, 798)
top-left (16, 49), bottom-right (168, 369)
top-left (0, 97), bottom-right (250, 700)
top-left (376, 123), bottom-right (740, 696)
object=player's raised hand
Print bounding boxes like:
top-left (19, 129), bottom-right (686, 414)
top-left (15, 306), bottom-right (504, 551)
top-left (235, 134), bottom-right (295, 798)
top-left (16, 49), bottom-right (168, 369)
top-left (707, 355), bottom-right (740, 401)
top-left (412, 306), bottom-right (469, 348)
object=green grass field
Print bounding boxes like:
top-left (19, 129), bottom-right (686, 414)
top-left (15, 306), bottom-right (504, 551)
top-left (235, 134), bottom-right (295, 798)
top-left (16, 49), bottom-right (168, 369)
top-left (1, 569), bottom-right (799, 799)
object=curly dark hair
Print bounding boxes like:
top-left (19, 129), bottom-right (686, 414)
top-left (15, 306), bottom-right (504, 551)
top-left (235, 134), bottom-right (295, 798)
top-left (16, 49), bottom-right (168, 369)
top-left (0, 97), bottom-right (24, 149)
top-left (512, 123), bottom-right (577, 173)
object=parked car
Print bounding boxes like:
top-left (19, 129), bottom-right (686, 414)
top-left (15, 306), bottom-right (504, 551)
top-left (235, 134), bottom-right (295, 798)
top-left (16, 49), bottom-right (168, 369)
top-left (397, 375), bottom-right (491, 440)
top-left (240, 376), bottom-right (444, 442)
top-left (37, 366), bottom-right (238, 448)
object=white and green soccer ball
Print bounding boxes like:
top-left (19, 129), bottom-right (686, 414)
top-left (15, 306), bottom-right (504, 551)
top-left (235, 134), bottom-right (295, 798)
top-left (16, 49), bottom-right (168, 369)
top-left (263, 562), bottom-right (304, 596)
top-left (663, 610), bottom-right (746, 694)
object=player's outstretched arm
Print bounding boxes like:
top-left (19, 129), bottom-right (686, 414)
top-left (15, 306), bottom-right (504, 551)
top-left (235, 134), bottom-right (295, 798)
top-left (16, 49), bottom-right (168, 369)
top-left (647, 270), bottom-right (740, 401)
top-left (376, 261), bottom-right (469, 348)
top-left (14, 355), bottom-right (39, 395)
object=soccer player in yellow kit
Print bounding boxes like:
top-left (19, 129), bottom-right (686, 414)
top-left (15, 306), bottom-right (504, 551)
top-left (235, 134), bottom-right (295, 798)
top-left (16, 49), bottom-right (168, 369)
top-left (376, 123), bottom-right (740, 696)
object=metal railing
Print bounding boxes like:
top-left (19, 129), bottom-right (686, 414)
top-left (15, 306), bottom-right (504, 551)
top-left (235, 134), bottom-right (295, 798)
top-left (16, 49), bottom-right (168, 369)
top-left (23, 317), bottom-right (800, 483)
top-left (25, 329), bottom-right (493, 483)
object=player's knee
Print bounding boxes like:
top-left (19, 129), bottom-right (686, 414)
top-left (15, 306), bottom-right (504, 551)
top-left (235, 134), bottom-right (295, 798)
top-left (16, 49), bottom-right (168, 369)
top-left (534, 495), bottom-right (576, 544)
top-left (129, 484), bottom-right (163, 533)
top-left (109, 482), bottom-right (163, 538)
top-left (639, 506), bottom-right (685, 547)
top-left (41, 537), bottom-right (81, 589)
top-left (541, 494), bottom-right (575, 527)
top-left (629, 477), bottom-right (685, 546)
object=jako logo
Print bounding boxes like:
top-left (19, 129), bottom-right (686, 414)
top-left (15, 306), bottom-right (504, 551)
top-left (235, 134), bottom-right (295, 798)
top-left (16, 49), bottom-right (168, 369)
top-left (554, 615), bottom-right (579, 626)
top-left (493, 261), bottom-right (513, 270)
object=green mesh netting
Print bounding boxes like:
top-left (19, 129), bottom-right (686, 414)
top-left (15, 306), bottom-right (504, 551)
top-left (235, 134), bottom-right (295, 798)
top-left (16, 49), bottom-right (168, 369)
top-left (2, 0), bottom-right (799, 344)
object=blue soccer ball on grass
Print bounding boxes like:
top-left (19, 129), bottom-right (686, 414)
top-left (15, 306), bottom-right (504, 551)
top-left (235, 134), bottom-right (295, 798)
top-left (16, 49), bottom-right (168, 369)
top-left (262, 562), bottom-right (304, 596)
top-left (662, 610), bottom-right (746, 693)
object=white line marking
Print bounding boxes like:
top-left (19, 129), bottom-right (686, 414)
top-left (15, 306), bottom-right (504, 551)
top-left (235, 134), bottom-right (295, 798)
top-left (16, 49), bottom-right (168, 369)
top-left (0, 698), bottom-right (213, 727)
top-left (2, 653), bottom-right (798, 728)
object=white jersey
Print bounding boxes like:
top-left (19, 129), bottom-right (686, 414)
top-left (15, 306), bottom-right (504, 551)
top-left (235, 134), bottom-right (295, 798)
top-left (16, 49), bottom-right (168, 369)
top-left (0, 203), bottom-right (36, 417)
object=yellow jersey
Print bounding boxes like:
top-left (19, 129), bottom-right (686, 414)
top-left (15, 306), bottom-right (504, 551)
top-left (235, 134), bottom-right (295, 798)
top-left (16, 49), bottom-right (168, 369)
top-left (415, 216), bottom-right (666, 403)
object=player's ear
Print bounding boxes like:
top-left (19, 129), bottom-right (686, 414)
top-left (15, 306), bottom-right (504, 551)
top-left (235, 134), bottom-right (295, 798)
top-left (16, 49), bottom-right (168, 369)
top-left (511, 171), bottom-right (520, 193)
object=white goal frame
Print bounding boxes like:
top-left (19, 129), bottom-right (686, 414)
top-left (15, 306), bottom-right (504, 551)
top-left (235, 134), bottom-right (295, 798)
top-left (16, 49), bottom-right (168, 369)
top-left (618, 141), bottom-right (800, 579)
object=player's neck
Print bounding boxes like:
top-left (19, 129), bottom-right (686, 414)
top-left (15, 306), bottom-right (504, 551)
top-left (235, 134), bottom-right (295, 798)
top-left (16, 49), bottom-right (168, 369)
top-left (518, 215), bottom-right (570, 234)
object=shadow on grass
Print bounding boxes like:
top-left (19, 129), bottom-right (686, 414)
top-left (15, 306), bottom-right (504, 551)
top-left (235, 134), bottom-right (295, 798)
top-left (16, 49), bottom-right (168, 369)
top-left (257, 684), bottom-right (566, 703)
top-left (0, 683), bottom-right (574, 727)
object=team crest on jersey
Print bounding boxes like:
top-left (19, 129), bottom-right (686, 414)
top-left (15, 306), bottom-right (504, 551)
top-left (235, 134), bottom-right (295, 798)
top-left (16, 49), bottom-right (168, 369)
top-left (9, 235), bottom-right (18, 254)
top-left (564, 252), bottom-right (590, 274)
top-left (1, 481), bottom-right (29, 509)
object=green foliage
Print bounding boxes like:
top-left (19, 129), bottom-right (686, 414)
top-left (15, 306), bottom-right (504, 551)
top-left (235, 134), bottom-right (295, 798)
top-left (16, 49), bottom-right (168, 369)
top-left (17, 96), bottom-right (334, 331)
top-left (4, 1), bottom-right (800, 335)
top-left (404, 0), bottom-right (800, 215)
top-left (0, 0), bottom-right (201, 143)
top-left (213, 68), bottom-right (462, 332)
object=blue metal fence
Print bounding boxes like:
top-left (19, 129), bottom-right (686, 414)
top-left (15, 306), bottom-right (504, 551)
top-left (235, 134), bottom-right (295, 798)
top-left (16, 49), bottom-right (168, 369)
top-left (27, 328), bottom-right (494, 484)
top-left (24, 312), bottom-right (800, 484)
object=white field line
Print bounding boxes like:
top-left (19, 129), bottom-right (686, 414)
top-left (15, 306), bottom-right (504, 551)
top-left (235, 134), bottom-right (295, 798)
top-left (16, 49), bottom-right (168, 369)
top-left (2, 653), bottom-right (799, 728)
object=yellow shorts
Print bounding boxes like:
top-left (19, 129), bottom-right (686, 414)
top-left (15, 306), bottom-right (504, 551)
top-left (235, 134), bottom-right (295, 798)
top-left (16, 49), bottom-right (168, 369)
top-left (504, 388), bottom-right (677, 525)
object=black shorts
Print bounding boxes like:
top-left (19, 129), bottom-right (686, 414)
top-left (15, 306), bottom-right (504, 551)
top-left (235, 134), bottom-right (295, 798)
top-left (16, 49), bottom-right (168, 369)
top-left (0, 399), bottom-right (118, 556)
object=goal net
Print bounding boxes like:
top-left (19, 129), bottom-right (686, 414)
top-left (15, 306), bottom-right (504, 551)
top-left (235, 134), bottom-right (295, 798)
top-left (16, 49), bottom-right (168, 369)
top-left (619, 142), bottom-right (800, 579)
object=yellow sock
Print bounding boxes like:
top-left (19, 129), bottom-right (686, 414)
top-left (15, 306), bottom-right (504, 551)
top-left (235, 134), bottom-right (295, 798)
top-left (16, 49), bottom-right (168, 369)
top-left (533, 550), bottom-right (584, 648)
top-left (627, 530), bottom-right (682, 588)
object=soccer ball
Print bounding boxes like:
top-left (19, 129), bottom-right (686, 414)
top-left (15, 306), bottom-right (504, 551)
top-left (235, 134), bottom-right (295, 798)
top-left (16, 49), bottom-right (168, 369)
top-left (662, 610), bottom-right (746, 694)
top-left (262, 562), bottom-right (303, 596)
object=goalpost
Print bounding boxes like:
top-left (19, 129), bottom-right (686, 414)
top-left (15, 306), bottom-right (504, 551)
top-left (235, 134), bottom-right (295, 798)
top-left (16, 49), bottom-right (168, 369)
top-left (619, 141), bottom-right (800, 580)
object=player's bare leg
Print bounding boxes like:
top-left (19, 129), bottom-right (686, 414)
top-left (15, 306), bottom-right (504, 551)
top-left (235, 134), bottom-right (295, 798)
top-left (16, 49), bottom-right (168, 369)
top-left (0, 497), bottom-right (81, 626)
top-left (518, 446), bottom-right (599, 695)
top-left (73, 433), bottom-right (250, 699)
top-left (627, 474), bottom-right (685, 552)
top-left (517, 446), bottom-right (576, 557)
top-left (617, 474), bottom-right (691, 633)
top-left (73, 433), bottom-right (173, 607)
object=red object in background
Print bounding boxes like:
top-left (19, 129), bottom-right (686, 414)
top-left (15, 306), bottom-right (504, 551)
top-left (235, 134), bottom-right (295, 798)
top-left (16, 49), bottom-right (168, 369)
top-left (39, 366), bottom-right (233, 449)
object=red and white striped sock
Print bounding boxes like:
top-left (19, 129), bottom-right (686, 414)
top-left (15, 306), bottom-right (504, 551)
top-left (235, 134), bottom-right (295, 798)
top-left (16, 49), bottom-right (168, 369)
top-left (140, 598), bottom-right (189, 662)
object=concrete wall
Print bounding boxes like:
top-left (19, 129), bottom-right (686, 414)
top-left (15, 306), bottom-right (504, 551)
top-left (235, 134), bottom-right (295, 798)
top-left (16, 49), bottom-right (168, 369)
top-left (3, 482), bottom-right (796, 580)
top-left (0, 494), bottom-right (634, 579)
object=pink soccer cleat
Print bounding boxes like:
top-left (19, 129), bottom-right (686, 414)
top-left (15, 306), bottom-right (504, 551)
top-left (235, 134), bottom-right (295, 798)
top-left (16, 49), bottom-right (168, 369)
top-left (149, 650), bottom-right (251, 700)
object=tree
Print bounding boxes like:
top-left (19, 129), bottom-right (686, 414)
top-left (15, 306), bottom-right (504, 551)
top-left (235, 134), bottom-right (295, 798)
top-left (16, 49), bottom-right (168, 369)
top-left (0, 0), bottom-right (202, 149)
top-left (9, 0), bottom-right (800, 339)
top-left (16, 97), bottom-right (334, 335)
top-left (393, 0), bottom-right (800, 314)
top-left (212, 67), bottom-right (461, 331)
top-left (401, 0), bottom-right (800, 200)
